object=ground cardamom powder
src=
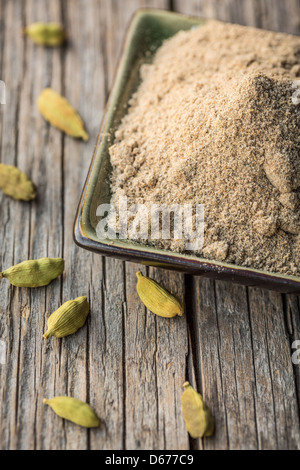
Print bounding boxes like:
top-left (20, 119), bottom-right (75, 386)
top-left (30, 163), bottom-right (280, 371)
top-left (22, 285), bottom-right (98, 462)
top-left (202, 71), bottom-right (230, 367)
top-left (109, 21), bottom-right (300, 275)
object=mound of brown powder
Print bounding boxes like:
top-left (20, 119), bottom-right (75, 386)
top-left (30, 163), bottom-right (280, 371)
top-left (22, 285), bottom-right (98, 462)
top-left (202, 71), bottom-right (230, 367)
top-left (109, 20), bottom-right (300, 275)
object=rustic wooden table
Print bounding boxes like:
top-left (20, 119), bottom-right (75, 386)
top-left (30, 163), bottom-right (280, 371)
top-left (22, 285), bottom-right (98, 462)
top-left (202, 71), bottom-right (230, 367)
top-left (0, 0), bottom-right (300, 451)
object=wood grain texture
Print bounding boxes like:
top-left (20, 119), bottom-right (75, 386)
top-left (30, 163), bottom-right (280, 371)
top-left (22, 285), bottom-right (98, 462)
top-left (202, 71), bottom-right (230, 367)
top-left (0, 0), bottom-right (299, 450)
top-left (174, 0), bottom-right (300, 33)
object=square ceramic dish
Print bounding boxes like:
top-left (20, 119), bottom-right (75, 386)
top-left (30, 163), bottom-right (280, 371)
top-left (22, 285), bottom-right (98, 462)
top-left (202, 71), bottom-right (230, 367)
top-left (74, 8), bottom-right (300, 294)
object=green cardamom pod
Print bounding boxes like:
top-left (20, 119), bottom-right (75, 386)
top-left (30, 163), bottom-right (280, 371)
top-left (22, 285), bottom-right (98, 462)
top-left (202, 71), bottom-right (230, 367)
top-left (37, 88), bottom-right (89, 141)
top-left (0, 258), bottom-right (64, 288)
top-left (24, 22), bottom-right (66, 46)
top-left (0, 164), bottom-right (37, 201)
top-left (136, 271), bottom-right (183, 318)
top-left (43, 296), bottom-right (89, 339)
top-left (181, 382), bottom-right (214, 438)
top-left (43, 396), bottom-right (99, 428)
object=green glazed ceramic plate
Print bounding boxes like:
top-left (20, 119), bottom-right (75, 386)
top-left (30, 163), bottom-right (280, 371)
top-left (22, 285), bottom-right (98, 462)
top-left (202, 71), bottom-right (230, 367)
top-left (74, 8), bottom-right (300, 293)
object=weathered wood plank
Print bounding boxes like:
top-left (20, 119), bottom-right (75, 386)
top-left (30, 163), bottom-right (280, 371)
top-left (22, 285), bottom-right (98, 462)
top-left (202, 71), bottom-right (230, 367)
top-left (248, 289), bottom-right (300, 450)
top-left (123, 264), bottom-right (189, 450)
top-left (189, 278), bottom-right (258, 450)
